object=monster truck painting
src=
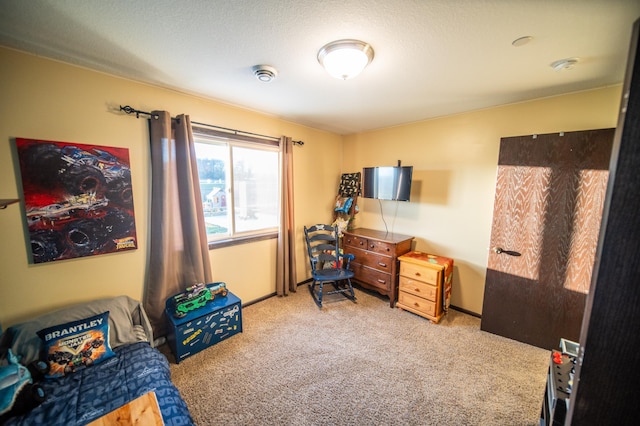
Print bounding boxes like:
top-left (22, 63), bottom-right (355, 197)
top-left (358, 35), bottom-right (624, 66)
top-left (16, 138), bottom-right (137, 263)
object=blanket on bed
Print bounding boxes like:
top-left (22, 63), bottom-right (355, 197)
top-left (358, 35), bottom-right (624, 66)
top-left (5, 342), bottom-right (193, 425)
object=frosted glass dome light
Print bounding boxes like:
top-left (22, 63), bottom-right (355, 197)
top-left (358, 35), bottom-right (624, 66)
top-left (318, 39), bottom-right (374, 80)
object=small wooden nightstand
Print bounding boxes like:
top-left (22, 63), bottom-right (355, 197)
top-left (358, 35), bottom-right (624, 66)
top-left (397, 251), bottom-right (453, 323)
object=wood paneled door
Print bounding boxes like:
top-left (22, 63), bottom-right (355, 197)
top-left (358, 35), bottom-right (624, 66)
top-left (480, 129), bottom-right (614, 350)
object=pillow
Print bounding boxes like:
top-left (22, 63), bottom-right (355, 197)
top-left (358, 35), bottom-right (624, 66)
top-left (37, 311), bottom-right (115, 378)
top-left (7, 295), bottom-right (153, 365)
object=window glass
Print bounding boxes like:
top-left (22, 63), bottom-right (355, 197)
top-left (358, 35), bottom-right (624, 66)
top-left (195, 137), bottom-right (279, 243)
top-left (232, 146), bottom-right (279, 233)
top-left (195, 142), bottom-right (230, 237)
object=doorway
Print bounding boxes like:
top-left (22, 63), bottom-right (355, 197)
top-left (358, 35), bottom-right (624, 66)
top-left (480, 129), bottom-right (614, 349)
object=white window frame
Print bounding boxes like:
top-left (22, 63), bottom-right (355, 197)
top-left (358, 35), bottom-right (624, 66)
top-left (193, 127), bottom-right (281, 248)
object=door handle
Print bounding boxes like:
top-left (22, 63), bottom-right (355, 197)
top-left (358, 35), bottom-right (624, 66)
top-left (494, 247), bottom-right (521, 256)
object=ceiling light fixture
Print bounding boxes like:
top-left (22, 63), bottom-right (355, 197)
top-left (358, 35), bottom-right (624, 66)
top-left (252, 65), bottom-right (278, 83)
top-left (512, 36), bottom-right (533, 47)
top-left (550, 57), bottom-right (580, 71)
top-left (317, 39), bottom-right (374, 80)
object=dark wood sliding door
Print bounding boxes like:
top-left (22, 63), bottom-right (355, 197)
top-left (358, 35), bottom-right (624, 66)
top-left (481, 129), bottom-right (614, 350)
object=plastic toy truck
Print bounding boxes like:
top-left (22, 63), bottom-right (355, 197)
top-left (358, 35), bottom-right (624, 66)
top-left (172, 282), bottom-right (228, 318)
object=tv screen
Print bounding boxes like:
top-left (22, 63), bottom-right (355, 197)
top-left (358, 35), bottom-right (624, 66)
top-left (362, 166), bottom-right (413, 201)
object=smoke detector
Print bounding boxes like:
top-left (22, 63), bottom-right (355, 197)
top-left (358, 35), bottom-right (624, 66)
top-left (550, 57), bottom-right (580, 71)
top-left (252, 65), bottom-right (278, 82)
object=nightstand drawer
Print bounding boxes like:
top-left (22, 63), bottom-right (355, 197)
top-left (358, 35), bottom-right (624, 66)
top-left (399, 276), bottom-right (438, 301)
top-left (398, 292), bottom-right (436, 316)
top-left (400, 262), bottom-right (440, 284)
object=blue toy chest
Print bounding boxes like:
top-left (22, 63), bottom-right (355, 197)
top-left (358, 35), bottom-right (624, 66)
top-left (165, 290), bottom-right (242, 363)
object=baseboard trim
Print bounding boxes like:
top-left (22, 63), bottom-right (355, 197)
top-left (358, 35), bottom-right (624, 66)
top-left (242, 279), bottom-right (312, 307)
top-left (243, 282), bottom-right (482, 319)
top-left (450, 305), bottom-right (481, 318)
top-left (243, 292), bottom-right (276, 307)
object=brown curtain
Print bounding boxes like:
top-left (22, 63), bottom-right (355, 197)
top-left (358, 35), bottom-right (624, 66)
top-left (144, 111), bottom-right (213, 340)
top-left (276, 136), bottom-right (297, 296)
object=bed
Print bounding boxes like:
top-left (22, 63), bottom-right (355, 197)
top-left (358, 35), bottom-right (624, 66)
top-left (1, 295), bottom-right (194, 425)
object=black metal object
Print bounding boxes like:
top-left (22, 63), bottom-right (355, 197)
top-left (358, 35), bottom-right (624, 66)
top-left (119, 105), bottom-right (304, 145)
top-left (119, 105), bottom-right (158, 119)
top-left (541, 351), bottom-right (575, 425)
top-left (494, 247), bottom-right (522, 256)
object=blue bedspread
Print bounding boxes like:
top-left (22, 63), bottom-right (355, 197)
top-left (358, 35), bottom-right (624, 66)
top-left (6, 342), bottom-right (194, 425)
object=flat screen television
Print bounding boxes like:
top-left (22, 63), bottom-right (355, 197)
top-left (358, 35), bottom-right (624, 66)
top-left (362, 166), bottom-right (413, 201)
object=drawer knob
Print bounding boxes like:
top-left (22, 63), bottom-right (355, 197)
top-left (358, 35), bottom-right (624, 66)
top-left (414, 288), bottom-right (420, 292)
top-left (415, 272), bottom-right (421, 277)
top-left (377, 279), bottom-right (386, 284)
top-left (378, 262), bottom-right (387, 267)
top-left (414, 302), bottom-right (420, 307)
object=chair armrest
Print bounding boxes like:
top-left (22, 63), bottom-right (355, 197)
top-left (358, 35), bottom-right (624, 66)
top-left (340, 253), bottom-right (355, 261)
top-left (339, 253), bottom-right (355, 269)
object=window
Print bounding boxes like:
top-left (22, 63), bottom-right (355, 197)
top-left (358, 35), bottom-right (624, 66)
top-left (194, 131), bottom-right (280, 245)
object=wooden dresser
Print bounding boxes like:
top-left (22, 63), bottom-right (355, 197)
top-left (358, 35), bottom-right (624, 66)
top-left (397, 251), bottom-right (454, 323)
top-left (343, 228), bottom-right (414, 307)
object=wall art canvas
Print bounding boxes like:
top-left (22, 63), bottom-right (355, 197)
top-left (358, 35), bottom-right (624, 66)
top-left (16, 138), bottom-right (137, 263)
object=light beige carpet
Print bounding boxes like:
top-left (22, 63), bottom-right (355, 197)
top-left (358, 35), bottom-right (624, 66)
top-left (161, 287), bottom-right (549, 426)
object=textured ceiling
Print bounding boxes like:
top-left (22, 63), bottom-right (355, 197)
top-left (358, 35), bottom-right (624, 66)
top-left (1, 0), bottom-right (639, 135)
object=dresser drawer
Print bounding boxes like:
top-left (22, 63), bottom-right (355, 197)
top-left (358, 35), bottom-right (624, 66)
top-left (398, 292), bottom-right (437, 316)
top-left (344, 234), bottom-right (368, 250)
top-left (400, 262), bottom-right (440, 285)
top-left (368, 240), bottom-right (394, 255)
top-left (399, 276), bottom-right (438, 301)
top-left (345, 246), bottom-right (392, 273)
top-left (350, 262), bottom-right (392, 292)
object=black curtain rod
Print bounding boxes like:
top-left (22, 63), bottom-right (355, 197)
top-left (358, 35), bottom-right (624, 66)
top-left (120, 105), bottom-right (158, 119)
top-left (119, 105), bottom-right (304, 146)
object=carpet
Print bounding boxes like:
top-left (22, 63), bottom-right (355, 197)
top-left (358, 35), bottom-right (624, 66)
top-left (161, 287), bottom-right (549, 425)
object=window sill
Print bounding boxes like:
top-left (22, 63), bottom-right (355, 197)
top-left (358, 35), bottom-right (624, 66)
top-left (208, 231), bottom-right (278, 249)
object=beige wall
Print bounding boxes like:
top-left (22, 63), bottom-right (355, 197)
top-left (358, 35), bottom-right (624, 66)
top-left (0, 47), bottom-right (341, 326)
top-left (343, 86), bottom-right (622, 314)
top-left (0, 46), bottom-right (622, 326)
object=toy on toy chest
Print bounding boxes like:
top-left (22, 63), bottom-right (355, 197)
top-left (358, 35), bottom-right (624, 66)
top-left (165, 285), bottom-right (242, 363)
top-left (171, 282), bottom-right (228, 318)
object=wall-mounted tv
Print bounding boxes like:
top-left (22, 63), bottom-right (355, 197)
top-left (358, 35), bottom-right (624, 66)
top-left (362, 166), bottom-right (413, 201)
